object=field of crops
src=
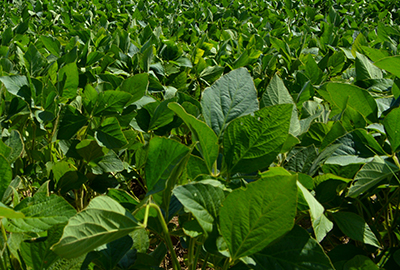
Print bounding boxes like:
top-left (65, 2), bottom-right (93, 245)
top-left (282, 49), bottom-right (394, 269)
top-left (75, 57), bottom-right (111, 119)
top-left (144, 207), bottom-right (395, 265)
top-left (1, 0), bottom-right (400, 269)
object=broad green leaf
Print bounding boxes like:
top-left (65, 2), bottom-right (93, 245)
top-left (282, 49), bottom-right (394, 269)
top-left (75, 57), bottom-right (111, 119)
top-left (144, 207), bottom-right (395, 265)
top-left (201, 67), bottom-right (259, 138)
top-left (383, 107), bottom-right (400, 153)
top-left (169, 102), bottom-right (218, 173)
top-left (333, 212), bottom-right (380, 248)
top-left (107, 189), bottom-right (139, 212)
top-left (374, 56), bottom-right (400, 78)
top-left (93, 91), bottom-right (132, 117)
top-left (51, 160), bottom-right (76, 183)
top-left (76, 139), bottom-right (105, 162)
top-left (92, 150), bottom-right (124, 174)
top-left (220, 175), bottom-right (297, 261)
top-left (304, 53), bottom-right (324, 85)
top-left (57, 171), bottom-right (87, 194)
top-left (51, 196), bottom-right (139, 259)
top-left (95, 117), bottom-right (128, 149)
top-left (173, 182), bottom-right (225, 233)
top-left (24, 44), bottom-right (47, 77)
top-left (3, 130), bottom-right (23, 163)
top-left (0, 154), bottom-right (12, 201)
top-left (348, 156), bottom-right (399, 198)
top-left (320, 83), bottom-right (378, 123)
top-left (343, 255), bottom-right (380, 270)
top-left (223, 104), bottom-right (292, 174)
top-left (0, 202), bottom-right (25, 218)
top-left (147, 100), bottom-right (176, 131)
top-left (131, 228), bottom-right (149, 253)
top-left (119, 73), bottom-right (148, 103)
top-left (3, 194), bottom-right (76, 233)
top-left (20, 224), bottom-right (65, 270)
top-left (59, 62), bottom-right (79, 99)
top-left (81, 235), bottom-right (133, 270)
top-left (57, 105), bottom-right (88, 140)
top-left (145, 137), bottom-right (190, 194)
top-left (355, 52), bottom-right (382, 81)
top-left (0, 75), bottom-right (31, 102)
top-left (285, 145), bottom-right (318, 174)
top-left (297, 182), bottom-right (333, 242)
top-left (247, 226), bottom-right (334, 270)
top-left (40, 36), bottom-right (61, 57)
top-left (0, 140), bottom-right (11, 160)
top-left (261, 74), bottom-right (300, 136)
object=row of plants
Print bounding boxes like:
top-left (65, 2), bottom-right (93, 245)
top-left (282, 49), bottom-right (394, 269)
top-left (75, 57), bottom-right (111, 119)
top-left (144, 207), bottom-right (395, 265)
top-left (1, 0), bottom-right (400, 269)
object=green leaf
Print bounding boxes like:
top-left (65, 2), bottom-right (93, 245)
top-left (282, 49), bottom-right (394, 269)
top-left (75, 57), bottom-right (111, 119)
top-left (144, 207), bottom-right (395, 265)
top-left (348, 156), bottom-right (399, 198)
top-left (51, 196), bottom-right (139, 259)
top-left (304, 53), bottom-right (324, 85)
top-left (297, 182), bottom-right (333, 242)
top-left (93, 91), bottom-right (132, 117)
top-left (355, 52), bottom-right (382, 81)
top-left (247, 225), bottom-right (334, 270)
top-left (220, 175), bottom-right (297, 261)
top-left (374, 56), bottom-right (400, 78)
top-left (119, 73), bottom-right (148, 103)
top-left (169, 102), bottom-right (218, 173)
top-left (20, 224), bottom-right (65, 270)
top-left (57, 105), bottom-right (88, 140)
top-left (40, 36), bottom-right (61, 57)
top-left (223, 104), bottom-right (292, 174)
top-left (145, 137), bottom-right (190, 194)
top-left (92, 150), bottom-right (124, 174)
top-left (3, 130), bottom-right (24, 164)
top-left (76, 139), bottom-right (105, 162)
top-left (261, 74), bottom-right (300, 136)
top-left (57, 171), bottom-right (87, 194)
top-left (107, 189), bottom-right (139, 212)
top-left (147, 100), bottom-right (176, 131)
top-left (343, 255), bottom-right (379, 270)
top-left (0, 75), bottom-right (31, 103)
top-left (173, 182), bottom-right (225, 233)
top-left (24, 44), bottom-right (47, 77)
top-left (320, 83), bottom-right (378, 123)
top-left (59, 62), bottom-right (79, 99)
top-left (95, 117), bottom-right (128, 149)
top-left (0, 202), bottom-right (25, 218)
top-left (0, 154), bottom-right (12, 199)
top-left (383, 107), bottom-right (400, 153)
top-left (82, 235), bottom-right (133, 270)
top-left (333, 212), bottom-right (380, 248)
top-left (3, 194), bottom-right (76, 233)
top-left (201, 67), bottom-right (259, 138)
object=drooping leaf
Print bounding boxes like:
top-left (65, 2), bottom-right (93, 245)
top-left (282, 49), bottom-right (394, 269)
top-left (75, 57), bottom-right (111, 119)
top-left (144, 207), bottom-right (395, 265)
top-left (260, 74), bottom-right (300, 136)
top-left (383, 107), bottom-right (400, 153)
top-left (220, 175), bottom-right (297, 261)
top-left (319, 83), bottom-right (378, 123)
top-left (223, 104), bottom-right (292, 174)
top-left (348, 156), bottom-right (399, 198)
top-left (0, 75), bottom-right (31, 103)
top-left (168, 102), bottom-right (218, 173)
top-left (374, 56), bottom-right (400, 78)
top-left (355, 52), bottom-right (382, 81)
top-left (297, 182), bottom-right (333, 242)
top-left (58, 62), bottom-right (79, 99)
top-left (119, 73), bottom-right (148, 103)
top-left (57, 105), bottom-right (87, 140)
top-left (246, 226), bottom-right (334, 270)
top-left (173, 182), bottom-right (225, 233)
top-left (95, 117), bottom-right (128, 149)
top-left (201, 67), bottom-right (259, 138)
top-left (51, 196), bottom-right (139, 259)
top-left (333, 212), bottom-right (380, 248)
top-left (3, 194), bottom-right (76, 233)
top-left (93, 91), bottom-right (132, 117)
top-left (145, 137), bottom-right (190, 194)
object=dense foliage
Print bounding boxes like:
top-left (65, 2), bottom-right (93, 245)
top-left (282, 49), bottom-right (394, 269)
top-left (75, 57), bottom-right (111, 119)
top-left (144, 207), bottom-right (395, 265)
top-left (1, 0), bottom-right (400, 269)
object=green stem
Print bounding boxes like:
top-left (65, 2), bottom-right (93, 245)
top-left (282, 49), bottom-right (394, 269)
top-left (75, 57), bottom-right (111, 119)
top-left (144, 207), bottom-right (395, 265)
top-left (193, 239), bottom-right (202, 270)
top-left (188, 237), bottom-right (196, 270)
top-left (0, 222), bottom-right (8, 270)
top-left (142, 202), bottom-right (150, 228)
top-left (221, 258), bottom-right (231, 270)
top-left (150, 203), bottom-right (181, 270)
top-left (201, 253), bottom-right (210, 270)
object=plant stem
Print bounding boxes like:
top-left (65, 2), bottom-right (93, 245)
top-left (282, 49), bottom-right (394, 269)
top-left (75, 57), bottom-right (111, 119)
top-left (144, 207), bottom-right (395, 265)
top-left (201, 253), bottom-right (210, 270)
top-left (193, 239), bottom-right (202, 270)
top-left (0, 222), bottom-right (8, 270)
top-left (150, 203), bottom-right (181, 270)
top-left (188, 237), bottom-right (198, 270)
top-left (221, 258), bottom-right (231, 270)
